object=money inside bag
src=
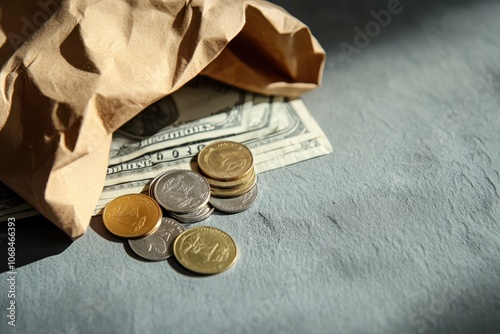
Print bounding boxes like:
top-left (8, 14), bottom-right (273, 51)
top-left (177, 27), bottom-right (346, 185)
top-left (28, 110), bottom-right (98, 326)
top-left (0, 0), bottom-right (325, 239)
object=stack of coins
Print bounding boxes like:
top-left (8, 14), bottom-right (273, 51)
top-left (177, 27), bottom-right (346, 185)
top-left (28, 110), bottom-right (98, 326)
top-left (149, 169), bottom-right (214, 224)
top-left (197, 141), bottom-right (259, 213)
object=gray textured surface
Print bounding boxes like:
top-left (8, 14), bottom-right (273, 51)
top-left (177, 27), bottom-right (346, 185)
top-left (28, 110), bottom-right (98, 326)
top-left (1, 0), bottom-right (500, 333)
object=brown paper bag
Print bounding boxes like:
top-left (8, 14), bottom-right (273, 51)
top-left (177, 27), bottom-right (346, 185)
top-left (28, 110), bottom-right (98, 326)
top-left (0, 0), bottom-right (325, 239)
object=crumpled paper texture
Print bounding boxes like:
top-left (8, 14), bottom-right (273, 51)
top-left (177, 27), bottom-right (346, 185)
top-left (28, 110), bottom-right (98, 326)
top-left (0, 0), bottom-right (325, 239)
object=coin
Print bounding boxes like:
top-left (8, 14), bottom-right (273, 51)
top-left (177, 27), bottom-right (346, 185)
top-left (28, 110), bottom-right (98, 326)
top-left (198, 141), bottom-right (254, 181)
top-left (128, 218), bottom-right (185, 260)
top-left (154, 170), bottom-right (211, 213)
top-left (209, 184), bottom-right (259, 213)
top-left (173, 226), bottom-right (238, 274)
top-left (169, 204), bottom-right (212, 219)
top-left (148, 173), bottom-right (165, 198)
top-left (170, 205), bottom-right (214, 224)
top-left (210, 172), bottom-right (257, 198)
top-left (103, 194), bottom-right (162, 238)
top-left (205, 167), bottom-right (255, 189)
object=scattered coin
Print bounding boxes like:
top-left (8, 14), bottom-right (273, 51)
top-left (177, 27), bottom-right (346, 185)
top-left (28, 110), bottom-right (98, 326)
top-left (173, 226), bottom-right (238, 274)
top-left (209, 184), bottom-right (259, 214)
top-left (198, 141), bottom-right (254, 181)
top-left (128, 218), bottom-right (185, 260)
top-left (153, 170), bottom-right (211, 214)
top-left (103, 194), bottom-right (162, 238)
top-left (105, 142), bottom-right (257, 272)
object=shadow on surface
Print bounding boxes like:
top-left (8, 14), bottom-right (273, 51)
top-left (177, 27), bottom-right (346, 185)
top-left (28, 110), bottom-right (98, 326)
top-left (122, 241), bottom-right (150, 263)
top-left (167, 256), bottom-right (205, 278)
top-left (0, 215), bottom-right (72, 273)
top-left (89, 215), bottom-right (124, 244)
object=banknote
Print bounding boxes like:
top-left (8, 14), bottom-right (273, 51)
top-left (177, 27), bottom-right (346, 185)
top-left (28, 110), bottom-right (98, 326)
top-left (93, 134), bottom-right (331, 213)
top-left (117, 76), bottom-right (249, 140)
top-left (109, 78), bottom-right (255, 165)
top-left (93, 97), bottom-right (332, 212)
top-left (0, 80), bottom-right (332, 221)
top-left (104, 95), bottom-right (278, 186)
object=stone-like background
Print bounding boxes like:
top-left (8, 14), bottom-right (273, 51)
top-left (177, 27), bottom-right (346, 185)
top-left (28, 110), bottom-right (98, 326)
top-left (1, 0), bottom-right (499, 333)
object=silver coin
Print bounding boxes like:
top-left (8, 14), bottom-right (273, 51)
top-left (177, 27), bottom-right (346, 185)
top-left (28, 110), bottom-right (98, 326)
top-left (154, 170), bottom-right (211, 213)
top-left (171, 206), bottom-right (214, 224)
top-left (169, 204), bottom-right (212, 219)
top-left (128, 217), bottom-right (185, 260)
top-left (148, 173), bottom-right (165, 199)
top-left (209, 183), bottom-right (258, 213)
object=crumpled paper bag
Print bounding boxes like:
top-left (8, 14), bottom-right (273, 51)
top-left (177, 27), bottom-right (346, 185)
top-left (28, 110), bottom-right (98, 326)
top-left (0, 0), bottom-right (325, 239)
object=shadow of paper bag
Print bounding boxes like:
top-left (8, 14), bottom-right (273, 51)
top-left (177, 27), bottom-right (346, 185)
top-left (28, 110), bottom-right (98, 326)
top-left (0, 0), bottom-right (325, 239)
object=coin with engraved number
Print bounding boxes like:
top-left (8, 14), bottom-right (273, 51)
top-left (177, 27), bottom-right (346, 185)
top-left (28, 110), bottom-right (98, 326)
top-left (173, 226), bottom-right (238, 274)
top-left (153, 170), bottom-right (211, 214)
top-left (103, 194), bottom-right (162, 238)
top-left (198, 141), bottom-right (254, 181)
top-left (128, 217), bottom-right (185, 260)
top-left (209, 184), bottom-right (259, 213)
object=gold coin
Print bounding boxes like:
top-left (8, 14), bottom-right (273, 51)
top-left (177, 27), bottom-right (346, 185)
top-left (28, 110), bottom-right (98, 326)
top-left (198, 141), bottom-right (254, 181)
top-left (205, 167), bottom-right (255, 189)
top-left (210, 172), bottom-right (257, 198)
top-left (173, 226), bottom-right (238, 274)
top-left (103, 194), bottom-right (162, 238)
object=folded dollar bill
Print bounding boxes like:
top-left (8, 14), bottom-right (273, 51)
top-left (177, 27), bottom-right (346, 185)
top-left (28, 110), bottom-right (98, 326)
top-left (0, 78), bottom-right (332, 220)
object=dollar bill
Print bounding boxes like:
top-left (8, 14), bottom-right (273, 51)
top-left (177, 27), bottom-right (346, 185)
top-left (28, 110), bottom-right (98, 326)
top-left (0, 79), bottom-right (332, 221)
top-left (104, 95), bottom-right (278, 186)
top-left (93, 97), bottom-right (332, 212)
top-left (105, 98), bottom-right (280, 186)
top-left (116, 76), bottom-right (250, 140)
top-left (93, 132), bottom-right (331, 213)
top-left (109, 78), bottom-right (256, 165)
